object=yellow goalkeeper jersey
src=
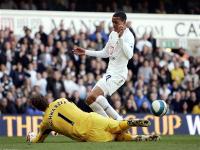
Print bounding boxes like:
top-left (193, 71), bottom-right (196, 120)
top-left (32, 98), bottom-right (91, 142)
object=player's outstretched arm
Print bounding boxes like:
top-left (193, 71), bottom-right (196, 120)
top-left (73, 46), bottom-right (109, 58)
top-left (26, 132), bottom-right (36, 143)
top-left (73, 46), bottom-right (86, 56)
top-left (26, 130), bottom-right (51, 143)
top-left (26, 122), bottom-right (51, 143)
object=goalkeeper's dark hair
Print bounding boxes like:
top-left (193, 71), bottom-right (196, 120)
top-left (30, 94), bottom-right (49, 111)
top-left (113, 11), bottom-right (127, 21)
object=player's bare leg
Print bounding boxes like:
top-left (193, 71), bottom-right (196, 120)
top-left (86, 87), bottom-right (109, 117)
top-left (87, 86), bottom-right (123, 120)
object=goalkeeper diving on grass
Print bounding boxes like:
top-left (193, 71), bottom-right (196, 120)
top-left (26, 94), bottom-right (160, 143)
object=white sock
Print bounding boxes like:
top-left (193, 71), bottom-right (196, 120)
top-left (89, 101), bottom-right (109, 117)
top-left (96, 95), bottom-right (123, 120)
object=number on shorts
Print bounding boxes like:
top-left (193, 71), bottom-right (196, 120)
top-left (106, 75), bottom-right (111, 81)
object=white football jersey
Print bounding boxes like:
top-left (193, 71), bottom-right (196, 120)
top-left (105, 28), bottom-right (135, 79)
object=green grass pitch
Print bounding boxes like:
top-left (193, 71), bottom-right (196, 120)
top-left (0, 135), bottom-right (199, 150)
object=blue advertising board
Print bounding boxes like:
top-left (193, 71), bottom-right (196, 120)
top-left (0, 114), bottom-right (199, 136)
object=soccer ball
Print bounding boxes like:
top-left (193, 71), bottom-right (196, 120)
top-left (151, 100), bottom-right (168, 117)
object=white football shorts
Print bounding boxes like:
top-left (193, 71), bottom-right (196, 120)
top-left (93, 74), bottom-right (125, 96)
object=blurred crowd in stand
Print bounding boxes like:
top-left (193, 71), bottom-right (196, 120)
top-left (0, 16), bottom-right (200, 115)
top-left (0, 0), bottom-right (199, 14)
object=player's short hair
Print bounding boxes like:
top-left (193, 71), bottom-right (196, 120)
top-left (113, 11), bottom-right (127, 21)
top-left (30, 94), bottom-right (49, 111)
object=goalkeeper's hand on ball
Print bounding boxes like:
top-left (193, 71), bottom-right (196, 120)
top-left (26, 132), bottom-right (36, 143)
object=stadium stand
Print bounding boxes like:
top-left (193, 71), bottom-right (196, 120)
top-left (0, 0), bottom-right (199, 14)
top-left (0, 20), bottom-right (199, 115)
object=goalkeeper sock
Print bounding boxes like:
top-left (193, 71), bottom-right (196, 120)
top-left (116, 133), bottom-right (133, 141)
top-left (89, 101), bottom-right (109, 117)
top-left (109, 121), bottom-right (130, 134)
top-left (96, 95), bottom-right (123, 120)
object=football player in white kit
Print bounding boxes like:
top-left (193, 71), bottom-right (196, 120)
top-left (73, 11), bottom-right (135, 120)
